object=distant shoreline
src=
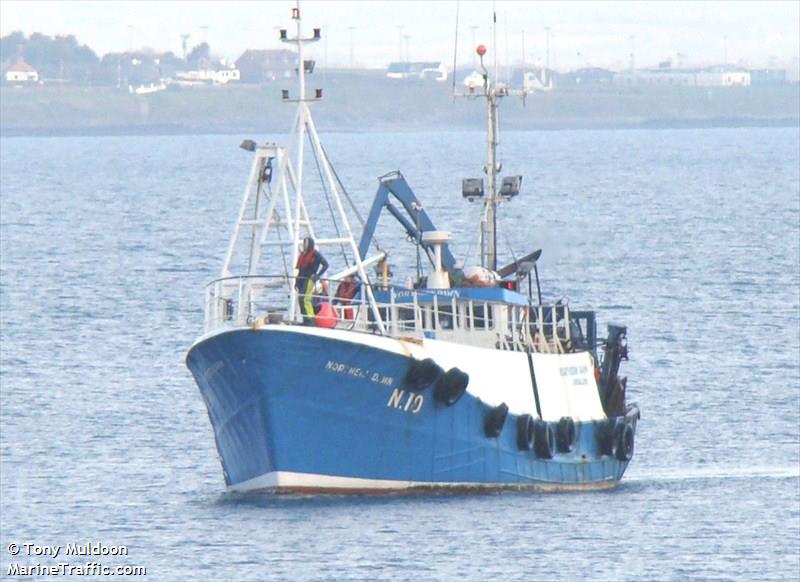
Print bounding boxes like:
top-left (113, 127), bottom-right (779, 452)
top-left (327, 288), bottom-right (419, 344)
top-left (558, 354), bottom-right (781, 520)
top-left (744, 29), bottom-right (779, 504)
top-left (2, 76), bottom-right (798, 138)
top-left (2, 117), bottom-right (797, 138)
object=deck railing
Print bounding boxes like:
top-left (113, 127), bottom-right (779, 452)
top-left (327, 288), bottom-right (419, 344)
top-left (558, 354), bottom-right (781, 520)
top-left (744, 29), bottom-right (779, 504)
top-left (203, 275), bottom-right (573, 353)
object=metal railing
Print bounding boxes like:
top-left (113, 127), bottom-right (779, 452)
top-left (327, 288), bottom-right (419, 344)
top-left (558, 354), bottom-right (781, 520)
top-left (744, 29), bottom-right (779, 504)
top-left (203, 275), bottom-right (572, 353)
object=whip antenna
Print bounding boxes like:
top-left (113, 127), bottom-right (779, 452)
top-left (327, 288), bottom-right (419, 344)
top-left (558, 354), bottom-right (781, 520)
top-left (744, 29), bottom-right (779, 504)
top-left (451, 1), bottom-right (460, 98)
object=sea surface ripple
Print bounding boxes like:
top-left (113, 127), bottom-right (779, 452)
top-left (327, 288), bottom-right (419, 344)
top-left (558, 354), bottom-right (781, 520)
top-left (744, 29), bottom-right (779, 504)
top-left (1, 127), bottom-right (798, 580)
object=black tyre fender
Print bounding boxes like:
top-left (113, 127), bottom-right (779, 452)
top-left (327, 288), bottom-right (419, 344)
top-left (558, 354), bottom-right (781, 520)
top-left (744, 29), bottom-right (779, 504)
top-left (556, 416), bottom-right (577, 453)
top-left (615, 421), bottom-right (635, 461)
top-left (596, 419), bottom-right (616, 456)
top-left (516, 414), bottom-right (535, 450)
top-left (404, 357), bottom-right (443, 390)
top-left (433, 367), bottom-right (470, 406)
top-left (533, 419), bottom-right (555, 459)
top-left (484, 403), bottom-right (509, 438)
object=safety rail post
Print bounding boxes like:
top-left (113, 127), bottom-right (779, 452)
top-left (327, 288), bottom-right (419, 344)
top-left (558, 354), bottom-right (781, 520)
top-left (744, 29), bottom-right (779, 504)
top-left (496, 304), bottom-right (508, 349)
top-left (237, 277), bottom-right (243, 325)
top-left (357, 281), bottom-right (368, 330)
top-left (521, 306), bottom-right (532, 352)
top-left (412, 289), bottom-right (422, 335)
top-left (389, 287), bottom-right (398, 336)
top-left (433, 294), bottom-right (440, 331)
top-left (511, 305), bottom-right (518, 349)
top-left (209, 283), bottom-right (215, 332)
top-left (551, 304), bottom-right (561, 353)
top-left (217, 281), bottom-right (223, 327)
top-left (215, 282), bottom-right (222, 330)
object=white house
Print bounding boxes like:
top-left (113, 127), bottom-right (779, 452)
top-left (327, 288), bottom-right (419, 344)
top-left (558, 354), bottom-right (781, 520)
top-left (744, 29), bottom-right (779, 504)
top-left (174, 66), bottom-right (241, 86)
top-left (5, 60), bottom-right (39, 83)
top-left (387, 62), bottom-right (447, 81)
top-left (695, 70), bottom-right (751, 87)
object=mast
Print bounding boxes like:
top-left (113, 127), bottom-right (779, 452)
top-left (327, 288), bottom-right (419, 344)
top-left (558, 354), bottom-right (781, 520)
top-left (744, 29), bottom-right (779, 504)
top-left (278, 2), bottom-right (386, 332)
top-left (485, 72), bottom-right (499, 272)
top-left (222, 2), bottom-right (386, 332)
top-left (478, 44), bottom-right (500, 272)
top-left (458, 18), bottom-right (523, 273)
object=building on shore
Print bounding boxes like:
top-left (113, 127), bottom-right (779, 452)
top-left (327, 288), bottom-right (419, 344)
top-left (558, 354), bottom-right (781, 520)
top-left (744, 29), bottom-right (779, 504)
top-left (386, 62), bottom-right (447, 81)
top-left (4, 59), bottom-right (39, 84)
top-left (556, 67), bottom-right (615, 87)
top-left (235, 50), bottom-right (297, 83)
top-left (173, 66), bottom-right (240, 86)
top-left (614, 64), bottom-right (752, 87)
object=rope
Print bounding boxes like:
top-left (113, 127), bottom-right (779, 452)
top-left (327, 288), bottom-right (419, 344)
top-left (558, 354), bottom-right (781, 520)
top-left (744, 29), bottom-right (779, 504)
top-left (319, 141), bottom-right (384, 254)
top-left (461, 201), bottom-right (485, 268)
top-left (498, 208), bottom-right (519, 269)
top-left (309, 138), bottom-right (349, 264)
top-left (263, 179), bottom-right (290, 278)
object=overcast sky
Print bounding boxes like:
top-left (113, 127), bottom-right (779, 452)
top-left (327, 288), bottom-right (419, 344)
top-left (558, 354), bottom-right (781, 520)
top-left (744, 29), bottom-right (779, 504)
top-left (2, 1), bottom-right (799, 70)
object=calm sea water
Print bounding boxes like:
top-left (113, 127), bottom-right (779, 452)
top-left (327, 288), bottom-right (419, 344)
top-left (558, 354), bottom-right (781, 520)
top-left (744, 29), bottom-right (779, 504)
top-left (1, 126), bottom-right (799, 581)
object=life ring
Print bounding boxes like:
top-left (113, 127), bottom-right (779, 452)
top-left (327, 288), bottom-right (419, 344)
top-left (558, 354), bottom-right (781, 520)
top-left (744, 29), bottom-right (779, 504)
top-left (433, 367), bottom-right (470, 406)
top-left (614, 421), bottom-right (635, 461)
top-left (484, 403), bottom-right (508, 437)
top-left (516, 414), bottom-right (535, 450)
top-left (404, 357), bottom-right (443, 391)
top-left (533, 419), bottom-right (555, 459)
top-left (556, 416), bottom-right (577, 453)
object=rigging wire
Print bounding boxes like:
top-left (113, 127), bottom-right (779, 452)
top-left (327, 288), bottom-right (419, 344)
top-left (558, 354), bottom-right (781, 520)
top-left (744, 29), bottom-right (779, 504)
top-left (263, 178), bottom-right (291, 278)
top-left (319, 141), bottom-right (385, 254)
top-left (451, 1), bottom-right (459, 99)
top-left (309, 137), bottom-right (349, 264)
top-left (497, 207), bottom-right (519, 268)
top-left (462, 200), bottom-right (486, 269)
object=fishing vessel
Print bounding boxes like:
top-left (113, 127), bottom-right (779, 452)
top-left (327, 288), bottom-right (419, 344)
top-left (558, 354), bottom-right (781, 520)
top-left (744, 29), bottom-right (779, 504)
top-left (186, 6), bottom-right (640, 493)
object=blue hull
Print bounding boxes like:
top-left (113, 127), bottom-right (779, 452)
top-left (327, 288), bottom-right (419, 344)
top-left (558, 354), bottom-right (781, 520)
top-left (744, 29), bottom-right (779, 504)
top-left (186, 327), bottom-right (633, 492)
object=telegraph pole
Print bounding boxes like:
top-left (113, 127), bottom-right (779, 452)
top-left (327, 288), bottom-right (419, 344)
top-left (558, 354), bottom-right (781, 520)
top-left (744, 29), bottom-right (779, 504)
top-left (348, 26), bottom-right (356, 68)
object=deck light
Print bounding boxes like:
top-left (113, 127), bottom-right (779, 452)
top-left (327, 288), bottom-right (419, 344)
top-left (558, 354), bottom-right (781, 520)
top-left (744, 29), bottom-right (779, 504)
top-left (313, 28), bottom-right (321, 40)
top-left (239, 139), bottom-right (256, 152)
top-left (279, 29), bottom-right (287, 41)
top-left (304, 60), bottom-right (315, 73)
top-left (315, 88), bottom-right (323, 99)
top-left (500, 175), bottom-right (522, 198)
top-left (282, 89), bottom-right (289, 100)
top-left (462, 178), bottom-right (484, 200)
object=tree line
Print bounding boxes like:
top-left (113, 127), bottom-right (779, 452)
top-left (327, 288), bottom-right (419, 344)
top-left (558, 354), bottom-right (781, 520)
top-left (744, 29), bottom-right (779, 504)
top-left (1, 31), bottom-right (212, 86)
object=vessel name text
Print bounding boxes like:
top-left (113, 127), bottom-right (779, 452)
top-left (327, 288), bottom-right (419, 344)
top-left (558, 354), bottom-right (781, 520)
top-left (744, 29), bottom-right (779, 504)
top-left (386, 388), bottom-right (424, 414)
top-left (324, 360), bottom-right (394, 386)
top-left (560, 365), bottom-right (590, 385)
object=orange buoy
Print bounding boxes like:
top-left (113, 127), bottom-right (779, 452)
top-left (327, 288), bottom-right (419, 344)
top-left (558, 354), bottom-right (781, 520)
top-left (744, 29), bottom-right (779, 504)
top-left (315, 302), bottom-right (337, 328)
